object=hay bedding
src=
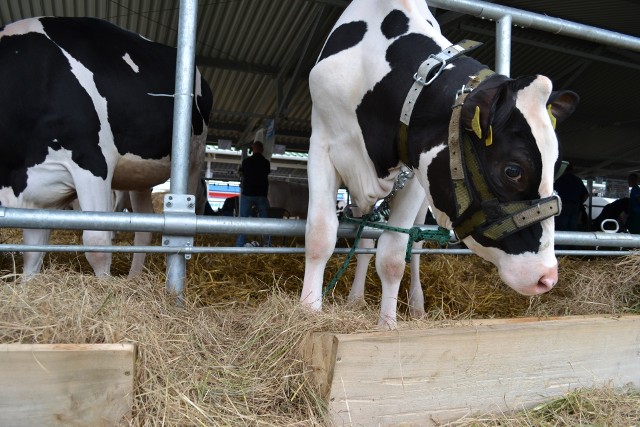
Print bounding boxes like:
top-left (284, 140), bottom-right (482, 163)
top-left (0, 227), bottom-right (639, 426)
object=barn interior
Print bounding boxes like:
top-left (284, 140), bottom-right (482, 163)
top-left (1, 0), bottom-right (639, 195)
top-left (1, 3), bottom-right (640, 425)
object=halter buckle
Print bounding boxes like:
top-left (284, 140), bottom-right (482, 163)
top-left (414, 56), bottom-right (447, 86)
top-left (455, 84), bottom-right (473, 103)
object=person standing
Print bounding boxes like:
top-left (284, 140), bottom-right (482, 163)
top-left (554, 163), bottom-right (589, 231)
top-left (626, 173), bottom-right (640, 233)
top-left (236, 141), bottom-right (271, 247)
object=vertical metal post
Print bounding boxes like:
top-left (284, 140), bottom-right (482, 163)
top-left (495, 14), bottom-right (512, 77)
top-left (166, 0), bottom-right (199, 302)
top-left (587, 178), bottom-right (594, 230)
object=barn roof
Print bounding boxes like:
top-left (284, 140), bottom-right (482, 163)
top-left (1, 0), bottom-right (639, 183)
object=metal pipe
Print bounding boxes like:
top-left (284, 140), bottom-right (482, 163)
top-left (428, 0), bottom-right (640, 53)
top-left (495, 14), bottom-right (512, 76)
top-left (0, 207), bottom-right (166, 232)
top-left (554, 230), bottom-right (640, 248)
top-left (167, 0), bottom-right (199, 302)
top-left (3, 206), bottom-right (640, 248)
top-left (0, 244), bottom-right (634, 258)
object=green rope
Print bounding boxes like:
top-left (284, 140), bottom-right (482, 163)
top-left (322, 217), bottom-right (367, 298)
top-left (322, 213), bottom-right (451, 298)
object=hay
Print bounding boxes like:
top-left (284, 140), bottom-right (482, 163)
top-left (0, 230), bottom-right (639, 425)
top-left (0, 269), bottom-right (380, 426)
top-left (452, 385), bottom-right (640, 426)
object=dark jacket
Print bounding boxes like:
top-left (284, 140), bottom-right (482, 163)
top-left (240, 153), bottom-right (270, 196)
top-left (554, 172), bottom-right (588, 205)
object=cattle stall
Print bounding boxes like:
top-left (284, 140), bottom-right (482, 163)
top-left (0, 0), bottom-right (639, 295)
top-left (1, 1), bottom-right (640, 425)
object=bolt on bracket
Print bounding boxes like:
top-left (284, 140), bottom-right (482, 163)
top-left (162, 193), bottom-right (197, 260)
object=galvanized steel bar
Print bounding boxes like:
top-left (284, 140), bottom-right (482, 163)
top-left (495, 14), bottom-right (512, 76)
top-left (428, 0), bottom-right (640, 52)
top-left (170, 3), bottom-right (198, 195)
top-left (0, 0), bottom-right (639, 267)
top-left (0, 207), bottom-right (166, 232)
top-left (166, 0), bottom-right (199, 302)
top-left (2, 206), bottom-right (640, 250)
top-left (0, 244), bottom-right (635, 258)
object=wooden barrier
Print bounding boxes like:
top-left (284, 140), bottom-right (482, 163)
top-left (0, 343), bottom-right (135, 426)
top-left (303, 316), bottom-right (640, 426)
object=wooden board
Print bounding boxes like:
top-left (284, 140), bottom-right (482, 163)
top-left (303, 316), bottom-right (640, 426)
top-left (0, 343), bottom-right (135, 426)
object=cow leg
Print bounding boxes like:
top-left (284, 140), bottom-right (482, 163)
top-left (127, 189), bottom-right (154, 278)
top-left (376, 177), bottom-right (426, 328)
top-left (347, 204), bottom-right (374, 304)
top-left (408, 197), bottom-right (430, 319)
top-left (301, 141), bottom-right (341, 310)
top-left (76, 180), bottom-right (114, 277)
top-left (82, 234), bottom-right (111, 276)
top-left (348, 238), bottom-right (375, 304)
top-left (22, 229), bottom-right (52, 278)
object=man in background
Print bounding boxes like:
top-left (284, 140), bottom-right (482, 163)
top-left (554, 163), bottom-right (589, 231)
top-left (236, 141), bottom-right (271, 247)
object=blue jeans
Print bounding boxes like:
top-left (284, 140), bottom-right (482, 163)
top-left (235, 194), bottom-right (271, 247)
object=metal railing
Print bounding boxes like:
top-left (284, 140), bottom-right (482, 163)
top-left (1, 208), bottom-right (638, 257)
top-left (1, 0), bottom-right (640, 297)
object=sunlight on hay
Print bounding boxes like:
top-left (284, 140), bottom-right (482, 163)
top-left (0, 228), bottom-right (639, 425)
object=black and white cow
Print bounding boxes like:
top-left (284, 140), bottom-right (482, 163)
top-left (268, 179), bottom-right (310, 219)
top-left (0, 17), bottom-right (213, 278)
top-left (348, 193), bottom-right (431, 318)
top-left (301, 0), bottom-right (579, 327)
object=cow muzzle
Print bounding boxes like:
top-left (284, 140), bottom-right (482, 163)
top-left (498, 260), bottom-right (558, 296)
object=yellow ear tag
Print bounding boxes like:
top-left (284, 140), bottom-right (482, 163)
top-left (547, 104), bottom-right (557, 129)
top-left (471, 106), bottom-right (482, 139)
top-left (485, 125), bottom-right (493, 146)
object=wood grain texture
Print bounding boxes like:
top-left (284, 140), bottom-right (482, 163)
top-left (0, 343), bottom-right (135, 426)
top-left (304, 316), bottom-right (640, 426)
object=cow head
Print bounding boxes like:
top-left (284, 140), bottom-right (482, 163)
top-left (447, 74), bottom-right (579, 295)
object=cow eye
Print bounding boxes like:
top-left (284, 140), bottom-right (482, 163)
top-left (504, 165), bottom-right (522, 181)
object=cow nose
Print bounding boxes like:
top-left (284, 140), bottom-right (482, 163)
top-left (535, 267), bottom-right (558, 294)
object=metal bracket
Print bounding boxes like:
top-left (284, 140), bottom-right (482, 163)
top-left (414, 55), bottom-right (447, 86)
top-left (455, 84), bottom-right (473, 102)
top-left (162, 193), bottom-right (196, 260)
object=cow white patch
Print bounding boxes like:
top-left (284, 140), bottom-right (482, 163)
top-left (1, 18), bottom-right (45, 38)
top-left (122, 53), bottom-right (139, 73)
top-left (55, 47), bottom-right (115, 155)
top-left (417, 144), bottom-right (450, 227)
top-left (515, 76), bottom-right (557, 197)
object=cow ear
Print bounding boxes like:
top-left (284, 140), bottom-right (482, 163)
top-left (547, 91), bottom-right (579, 127)
top-left (460, 80), bottom-right (505, 146)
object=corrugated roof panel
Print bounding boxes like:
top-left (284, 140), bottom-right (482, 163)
top-left (0, 0), bottom-right (639, 176)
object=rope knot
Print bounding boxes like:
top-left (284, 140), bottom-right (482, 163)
top-left (323, 214), bottom-right (452, 297)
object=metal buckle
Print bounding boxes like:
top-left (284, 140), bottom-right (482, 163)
top-left (551, 191), bottom-right (562, 216)
top-left (414, 55), bottom-right (447, 86)
top-left (455, 84), bottom-right (472, 101)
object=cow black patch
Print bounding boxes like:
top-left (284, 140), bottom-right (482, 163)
top-left (356, 33), bottom-right (440, 178)
top-left (0, 31), bottom-right (105, 195)
top-left (317, 21), bottom-right (367, 63)
top-left (40, 17), bottom-right (183, 160)
top-left (453, 88), bottom-right (545, 255)
top-left (381, 10), bottom-right (409, 39)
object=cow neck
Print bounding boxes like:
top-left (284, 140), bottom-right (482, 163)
top-left (397, 39), bottom-right (483, 167)
top-left (448, 72), bottom-right (562, 241)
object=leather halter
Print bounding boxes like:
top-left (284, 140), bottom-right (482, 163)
top-left (398, 40), bottom-right (483, 165)
top-left (398, 42), bottom-right (561, 242)
top-left (448, 72), bottom-right (561, 241)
